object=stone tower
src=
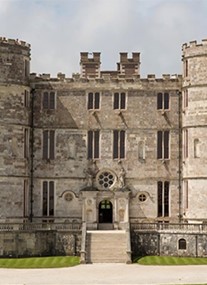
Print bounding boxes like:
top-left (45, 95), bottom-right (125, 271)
top-left (182, 39), bottom-right (207, 222)
top-left (0, 37), bottom-right (31, 221)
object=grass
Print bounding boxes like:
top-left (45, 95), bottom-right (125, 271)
top-left (0, 256), bottom-right (80, 268)
top-left (133, 255), bottom-right (207, 266)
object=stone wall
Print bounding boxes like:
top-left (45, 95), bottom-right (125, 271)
top-left (131, 229), bottom-right (207, 257)
top-left (0, 230), bottom-right (81, 257)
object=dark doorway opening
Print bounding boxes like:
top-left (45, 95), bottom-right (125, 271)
top-left (99, 200), bottom-right (113, 223)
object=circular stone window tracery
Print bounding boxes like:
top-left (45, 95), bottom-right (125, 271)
top-left (97, 171), bottom-right (116, 190)
top-left (138, 193), bottom-right (147, 202)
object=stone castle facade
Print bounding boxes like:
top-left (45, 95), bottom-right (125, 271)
top-left (0, 36), bottom-right (207, 232)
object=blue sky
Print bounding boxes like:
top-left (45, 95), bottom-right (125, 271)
top-left (0, 0), bottom-right (207, 77)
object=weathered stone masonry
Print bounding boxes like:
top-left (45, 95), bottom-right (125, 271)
top-left (0, 37), bottom-right (207, 257)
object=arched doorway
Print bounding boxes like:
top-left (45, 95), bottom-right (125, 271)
top-left (99, 200), bottom-right (113, 223)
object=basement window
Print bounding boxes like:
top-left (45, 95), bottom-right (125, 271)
top-left (178, 238), bottom-right (187, 250)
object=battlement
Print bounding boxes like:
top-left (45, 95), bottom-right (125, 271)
top-left (0, 37), bottom-right (30, 48)
top-left (182, 38), bottom-right (207, 50)
top-left (119, 52), bottom-right (140, 63)
top-left (30, 72), bottom-right (182, 84)
top-left (80, 52), bottom-right (101, 63)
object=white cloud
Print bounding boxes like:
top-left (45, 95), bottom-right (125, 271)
top-left (0, 0), bottom-right (207, 77)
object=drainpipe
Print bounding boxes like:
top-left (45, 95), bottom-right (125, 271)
top-left (178, 90), bottom-right (182, 223)
top-left (29, 87), bottom-right (35, 222)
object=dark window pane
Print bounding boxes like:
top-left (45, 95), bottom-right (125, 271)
top-left (43, 181), bottom-right (48, 216)
top-left (43, 92), bottom-right (49, 109)
top-left (157, 131), bottom-right (162, 159)
top-left (120, 130), bottom-right (125, 159)
top-left (164, 131), bottom-right (169, 159)
top-left (114, 93), bottom-right (119, 109)
top-left (94, 130), bottom-right (99, 158)
top-left (49, 130), bottom-right (55, 160)
top-left (120, 93), bottom-right (126, 109)
top-left (49, 181), bottom-right (54, 216)
top-left (113, 130), bottom-right (118, 159)
top-left (179, 239), bottom-right (186, 250)
top-left (87, 131), bottom-right (93, 159)
top-left (157, 93), bottom-right (163, 109)
top-left (164, 181), bottom-right (169, 216)
top-left (164, 93), bottom-right (169, 109)
top-left (50, 92), bottom-right (55, 109)
top-left (94, 92), bottom-right (100, 109)
top-left (158, 181), bottom-right (162, 217)
top-left (43, 131), bottom-right (48, 159)
top-left (88, 93), bottom-right (93, 109)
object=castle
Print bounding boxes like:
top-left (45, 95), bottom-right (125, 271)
top-left (0, 37), bottom-right (207, 261)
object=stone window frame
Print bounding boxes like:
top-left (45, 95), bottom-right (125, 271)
top-left (87, 130), bottom-right (100, 160)
top-left (113, 91), bottom-right (127, 110)
top-left (42, 129), bottom-right (55, 160)
top-left (42, 180), bottom-right (55, 217)
top-left (24, 89), bottom-right (30, 108)
top-left (157, 181), bottom-right (170, 217)
top-left (42, 91), bottom-right (56, 110)
top-left (157, 130), bottom-right (170, 160)
top-left (183, 89), bottom-right (188, 109)
top-left (113, 129), bottom-right (126, 160)
top-left (157, 92), bottom-right (170, 111)
top-left (24, 128), bottom-right (29, 159)
top-left (178, 238), bottom-right (187, 250)
top-left (138, 192), bottom-right (148, 203)
top-left (96, 169), bottom-right (117, 190)
top-left (87, 91), bottom-right (100, 110)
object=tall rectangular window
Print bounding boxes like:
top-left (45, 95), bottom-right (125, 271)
top-left (113, 92), bottom-right (126, 109)
top-left (157, 93), bottom-right (169, 110)
top-left (24, 59), bottom-right (30, 78)
top-left (24, 128), bottom-right (29, 159)
top-left (43, 130), bottom-right (55, 160)
top-left (87, 130), bottom-right (100, 159)
top-left (183, 89), bottom-right (188, 109)
top-left (43, 91), bottom-right (56, 109)
top-left (23, 179), bottom-right (29, 217)
top-left (87, 92), bottom-right (100, 109)
top-left (184, 60), bottom-right (188, 77)
top-left (157, 181), bottom-right (169, 217)
top-left (42, 181), bottom-right (54, 216)
top-left (183, 129), bottom-right (188, 159)
top-left (24, 90), bottom-right (30, 107)
top-left (113, 130), bottom-right (125, 159)
top-left (157, 131), bottom-right (169, 159)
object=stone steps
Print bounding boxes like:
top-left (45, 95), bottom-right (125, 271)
top-left (86, 230), bottom-right (128, 263)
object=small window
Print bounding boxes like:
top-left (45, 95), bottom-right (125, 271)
top-left (183, 129), bottom-right (188, 159)
top-left (157, 93), bottom-right (169, 110)
top-left (24, 59), bottom-right (30, 78)
top-left (178, 238), bottom-right (187, 250)
top-left (43, 91), bottom-right (56, 110)
top-left (24, 90), bottom-right (30, 107)
top-left (183, 89), bottom-right (188, 109)
top-left (138, 193), bottom-right (147, 202)
top-left (87, 92), bottom-right (100, 109)
top-left (24, 128), bottom-right (29, 159)
top-left (23, 179), bottom-right (29, 217)
top-left (113, 92), bottom-right (126, 110)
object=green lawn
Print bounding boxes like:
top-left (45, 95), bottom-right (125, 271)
top-left (0, 256), bottom-right (80, 268)
top-left (134, 255), bottom-right (207, 266)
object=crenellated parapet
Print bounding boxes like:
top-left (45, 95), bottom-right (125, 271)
top-left (0, 37), bottom-right (30, 84)
top-left (182, 38), bottom-right (207, 58)
top-left (0, 37), bottom-right (30, 48)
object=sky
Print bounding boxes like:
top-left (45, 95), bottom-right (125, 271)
top-left (0, 0), bottom-right (207, 77)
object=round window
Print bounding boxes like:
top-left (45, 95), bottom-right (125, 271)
top-left (97, 171), bottom-right (115, 190)
top-left (138, 193), bottom-right (147, 202)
